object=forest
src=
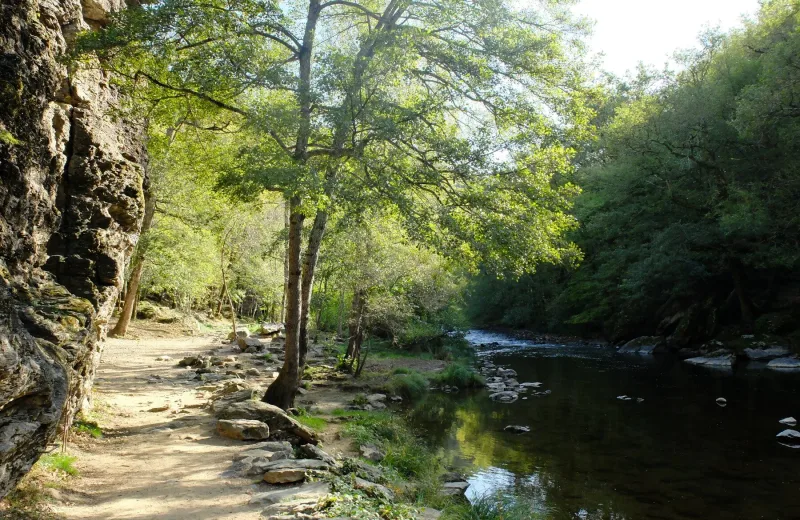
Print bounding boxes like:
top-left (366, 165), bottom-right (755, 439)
top-left (1, 0), bottom-right (799, 519)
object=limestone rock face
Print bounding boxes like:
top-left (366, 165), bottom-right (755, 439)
top-left (0, 0), bottom-right (147, 498)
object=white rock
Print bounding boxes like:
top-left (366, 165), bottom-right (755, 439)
top-left (779, 417), bottom-right (797, 427)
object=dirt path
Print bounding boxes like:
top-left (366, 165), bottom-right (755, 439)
top-left (52, 333), bottom-right (268, 520)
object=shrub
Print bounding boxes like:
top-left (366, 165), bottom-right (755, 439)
top-left (430, 364), bottom-right (484, 389)
top-left (73, 420), bottom-right (102, 439)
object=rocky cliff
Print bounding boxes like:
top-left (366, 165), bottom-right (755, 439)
top-left (0, 0), bottom-right (146, 497)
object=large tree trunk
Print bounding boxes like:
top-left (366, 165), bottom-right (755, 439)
top-left (298, 210), bottom-right (328, 371)
top-left (730, 260), bottom-right (755, 331)
top-left (109, 190), bottom-right (156, 337)
top-left (280, 201), bottom-right (289, 322)
top-left (264, 197), bottom-right (305, 409)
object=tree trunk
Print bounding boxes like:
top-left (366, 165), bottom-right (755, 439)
top-left (336, 288), bottom-right (345, 339)
top-left (263, 197), bottom-right (305, 409)
top-left (109, 190), bottom-right (156, 337)
top-left (299, 210), bottom-right (328, 371)
top-left (345, 289), bottom-right (366, 361)
top-left (280, 202), bottom-right (289, 323)
top-left (730, 261), bottom-right (755, 331)
top-left (215, 280), bottom-right (226, 317)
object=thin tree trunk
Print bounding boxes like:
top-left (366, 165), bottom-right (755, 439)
top-left (299, 210), bottom-right (328, 371)
top-left (345, 289), bottom-right (366, 361)
top-left (220, 246), bottom-right (237, 339)
top-left (264, 197), bottom-right (305, 409)
top-left (215, 281), bottom-right (226, 317)
top-left (731, 261), bottom-right (755, 331)
top-left (110, 191), bottom-right (156, 337)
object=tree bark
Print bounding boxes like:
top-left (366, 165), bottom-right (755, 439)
top-left (730, 261), bottom-right (755, 331)
top-left (109, 190), bottom-right (156, 337)
top-left (263, 197), bottom-right (305, 409)
top-left (345, 289), bottom-right (366, 362)
top-left (298, 210), bottom-right (328, 371)
top-left (280, 201), bottom-right (289, 323)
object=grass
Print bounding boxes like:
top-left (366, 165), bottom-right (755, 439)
top-left (430, 364), bottom-right (485, 389)
top-left (386, 372), bottom-right (430, 402)
top-left (73, 420), bottom-right (102, 439)
top-left (442, 493), bottom-right (545, 520)
top-left (37, 453), bottom-right (78, 477)
top-left (294, 411), bottom-right (328, 431)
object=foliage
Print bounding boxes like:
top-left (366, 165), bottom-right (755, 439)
top-left (322, 475), bottom-right (419, 520)
top-left (469, 1), bottom-right (800, 341)
top-left (293, 410), bottom-right (327, 431)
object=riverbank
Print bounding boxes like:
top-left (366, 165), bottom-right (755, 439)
top-left (0, 322), bottom-right (493, 520)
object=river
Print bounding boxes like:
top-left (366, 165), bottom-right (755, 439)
top-left (409, 330), bottom-right (800, 520)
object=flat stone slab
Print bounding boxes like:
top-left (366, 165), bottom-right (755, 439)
top-left (744, 347), bottom-right (791, 361)
top-left (442, 481), bottom-right (470, 496)
top-left (263, 468), bottom-right (307, 484)
top-left (249, 481), bottom-right (330, 505)
top-left (261, 458), bottom-right (331, 472)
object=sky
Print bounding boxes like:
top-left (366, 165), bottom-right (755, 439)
top-left (572, 0), bottom-right (762, 76)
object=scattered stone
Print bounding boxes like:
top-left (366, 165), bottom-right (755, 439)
top-left (359, 444), bottom-right (385, 462)
top-left (237, 336), bottom-right (264, 350)
top-left (519, 382), bottom-right (543, 388)
top-left (260, 458), bottom-right (331, 484)
top-left (779, 417), bottom-right (797, 427)
top-left (617, 336), bottom-right (663, 355)
top-left (420, 508), bottom-right (443, 519)
top-left (217, 419), bottom-right (270, 441)
top-left (148, 404), bottom-right (171, 412)
top-left (366, 393), bottom-right (387, 404)
top-left (503, 425), bottom-right (530, 434)
top-left (260, 497), bottom-right (318, 516)
top-left (716, 397), bottom-right (727, 407)
top-left (155, 356), bottom-right (172, 361)
top-left (246, 368), bottom-right (261, 376)
top-left (636, 398), bottom-right (644, 403)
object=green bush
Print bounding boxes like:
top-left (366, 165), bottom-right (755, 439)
top-left (430, 364), bottom-right (485, 389)
top-left (387, 372), bottom-right (429, 402)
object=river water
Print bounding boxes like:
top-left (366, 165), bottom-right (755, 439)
top-left (409, 330), bottom-right (800, 520)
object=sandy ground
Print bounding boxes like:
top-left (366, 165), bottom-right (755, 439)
top-left (51, 331), bottom-right (269, 520)
top-left (38, 322), bottom-right (447, 520)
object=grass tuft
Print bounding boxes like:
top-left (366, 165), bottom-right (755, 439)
top-left (37, 453), bottom-right (78, 477)
top-left (442, 493), bottom-right (545, 520)
top-left (73, 420), bottom-right (102, 439)
top-left (386, 372), bottom-right (429, 402)
top-left (430, 364), bottom-right (485, 389)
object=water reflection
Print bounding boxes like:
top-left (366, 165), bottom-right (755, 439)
top-left (410, 331), bottom-right (800, 520)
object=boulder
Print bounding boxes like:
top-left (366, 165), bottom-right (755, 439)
top-left (767, 357), bottom-right (800, 371)
top-left (618, 336), bottom-right (664, 354)
top-left (354, 477), bottom-right (394, 501)
top-left (297, 444), bottom-right (336, 466)
top-left (263, 469), bottom-right (307, 484)
top-left (216, 400), bottom-right (319, 444)
top-left (503, 425), bottom-right (530, 434)
top-left (359, 444), bottom-right (385, 462)
top-left (217, 419), bottom-right (270, 441)
top-left (227, 328), bottom-right (250, 341)
top-left (743, 347), bottom-right (791, 361)
top-left (441, 481), bottom-right (470, 496)
top-left (237, 336), bottom-right (264, 351)
top-left (260, 458), bottom-right (331, 483)
top-left (779, 417), bottom-right (797, 427)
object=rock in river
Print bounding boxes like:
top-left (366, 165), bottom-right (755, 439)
top-left (490, 391), bottom-right (519, 403)
top-left (776, 429), bottom-right (800, 448)
top-left (684, 355), bottom-right (734, 369)
top-left (744, 347), bottom-right (791, 361)
top-left (504, 425), bottom-right (530, 434)
top-left (767, 357), bottom-right (800, 371)
top-left (779, 417), bottom-right (797, 427)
